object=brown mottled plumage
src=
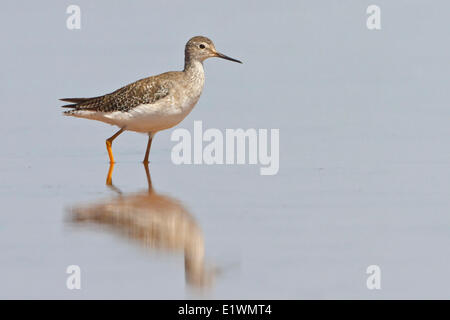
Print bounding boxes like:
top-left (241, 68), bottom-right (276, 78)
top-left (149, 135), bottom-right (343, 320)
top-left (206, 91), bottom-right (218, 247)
top-left (61, 76), bottom-right (171, 113)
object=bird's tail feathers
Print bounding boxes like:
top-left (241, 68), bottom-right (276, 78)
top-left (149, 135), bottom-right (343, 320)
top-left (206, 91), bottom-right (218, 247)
top-left (59, 97), bottom-right (100, 108)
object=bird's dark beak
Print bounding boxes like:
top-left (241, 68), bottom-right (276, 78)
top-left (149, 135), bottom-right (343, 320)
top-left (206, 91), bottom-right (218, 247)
top-left (214, 51), bottom-right (242, 64)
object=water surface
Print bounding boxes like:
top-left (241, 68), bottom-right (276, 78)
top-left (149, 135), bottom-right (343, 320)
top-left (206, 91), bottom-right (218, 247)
top-left (1, 1), bottom-right (450, 299)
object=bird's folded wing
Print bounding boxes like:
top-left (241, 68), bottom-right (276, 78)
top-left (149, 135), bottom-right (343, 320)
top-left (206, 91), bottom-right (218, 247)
top-left (61, 78), bottom-right (170, 113)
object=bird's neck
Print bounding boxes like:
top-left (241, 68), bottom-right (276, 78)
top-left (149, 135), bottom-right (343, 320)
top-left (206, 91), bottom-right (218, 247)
top-left (183, 59), bottom-right (205, 80)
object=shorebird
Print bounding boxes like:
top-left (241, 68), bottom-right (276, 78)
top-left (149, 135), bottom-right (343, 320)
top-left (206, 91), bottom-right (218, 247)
top-left (61, 36), bottom-right (242, 163)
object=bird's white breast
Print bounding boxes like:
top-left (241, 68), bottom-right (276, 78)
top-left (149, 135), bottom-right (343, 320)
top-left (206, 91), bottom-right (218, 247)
top-left (106, 63), bottom-right (205, 133)
top-left (116, 94), bottom-right (199, 133)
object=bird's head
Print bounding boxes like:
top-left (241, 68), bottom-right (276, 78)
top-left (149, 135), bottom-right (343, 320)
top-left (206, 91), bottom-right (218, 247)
top-left (185, 36), bottom-right (242, 64)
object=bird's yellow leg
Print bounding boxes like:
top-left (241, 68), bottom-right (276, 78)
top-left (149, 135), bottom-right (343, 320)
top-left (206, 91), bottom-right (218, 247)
top-left (143, 133), bottom-right (153, 164)
top-left (143, 162), bottom-right (153, 191)
top-left (106, 162), bottom-right (115, 186)
top-left (105, 128), bottom-right (125, 163)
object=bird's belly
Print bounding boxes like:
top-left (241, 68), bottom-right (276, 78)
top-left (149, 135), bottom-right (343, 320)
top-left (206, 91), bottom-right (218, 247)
top-left (106, 98), bottom-right (198, 133)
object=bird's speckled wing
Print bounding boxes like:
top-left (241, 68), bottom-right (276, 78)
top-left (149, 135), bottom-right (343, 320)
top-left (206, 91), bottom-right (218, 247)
top-left (61, 76), bottom-right (171, 113)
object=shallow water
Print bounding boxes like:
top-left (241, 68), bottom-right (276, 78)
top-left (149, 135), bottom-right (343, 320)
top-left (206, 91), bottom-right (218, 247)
top-left (1, 1), bottom-right (450, 299)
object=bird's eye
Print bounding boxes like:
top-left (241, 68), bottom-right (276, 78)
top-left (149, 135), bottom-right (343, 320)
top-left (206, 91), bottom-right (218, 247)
top-left (199, 44), bottom-right (206, 49)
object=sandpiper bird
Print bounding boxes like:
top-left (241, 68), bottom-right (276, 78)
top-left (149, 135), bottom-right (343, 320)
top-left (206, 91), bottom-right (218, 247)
top-left (61, 36), bottom-right (242, 163)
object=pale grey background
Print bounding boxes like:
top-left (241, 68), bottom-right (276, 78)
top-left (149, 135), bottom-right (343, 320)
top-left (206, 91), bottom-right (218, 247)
top-left (0, 0), bottom-right (449, 298)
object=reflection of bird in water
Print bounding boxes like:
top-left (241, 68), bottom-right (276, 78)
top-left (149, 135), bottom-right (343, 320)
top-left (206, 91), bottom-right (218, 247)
top-left (68, 163), bottom-right (214, 288)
